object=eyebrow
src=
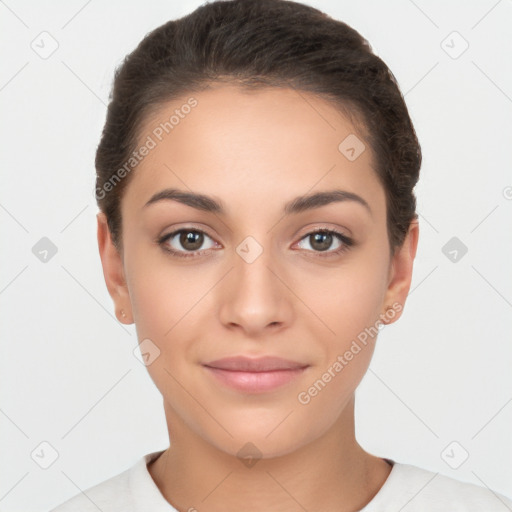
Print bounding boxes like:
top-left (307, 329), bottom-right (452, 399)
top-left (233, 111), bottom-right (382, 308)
top-left (143, 188), bottom-right (372, 216)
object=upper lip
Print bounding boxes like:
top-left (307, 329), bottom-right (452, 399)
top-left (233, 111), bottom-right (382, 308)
top-left (203, 356), bottom-right (308, 372)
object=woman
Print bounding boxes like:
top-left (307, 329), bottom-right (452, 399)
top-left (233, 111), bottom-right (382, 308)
top-left (50, 0), bottom-right (512, 510)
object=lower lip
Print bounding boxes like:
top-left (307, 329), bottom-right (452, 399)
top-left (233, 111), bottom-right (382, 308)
top-left (204, 366), bottom-right (308, 393)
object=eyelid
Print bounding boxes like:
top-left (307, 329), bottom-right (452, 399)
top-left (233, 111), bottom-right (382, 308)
top-left (157, 226), bottom-right (219, 253)
top-left (157, 224), bottom-right (354, 258)
top-left (157, 223), bottom-right (217, 244)
top-left (292, 227), bottom-right (353, 256)
top-left (294, 222), bottom-right (352, 240)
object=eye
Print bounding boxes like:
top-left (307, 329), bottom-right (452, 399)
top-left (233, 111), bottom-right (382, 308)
top-left (157, 228), bottom-right (218, 258)
top-left (295, 229), bottom-right (353, 257)
top-left (157, 227), bottom-right (353, 259)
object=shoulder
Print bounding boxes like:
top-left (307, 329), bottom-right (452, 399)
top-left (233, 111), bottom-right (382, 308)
top-left (414, 466), bottom-right (512, 510)
top-left (48, 450), bottom-right (170, 512)
top-left (367, 461), bottom-right (512, 511)
top-left (48, 467), bottom-right (132, 512)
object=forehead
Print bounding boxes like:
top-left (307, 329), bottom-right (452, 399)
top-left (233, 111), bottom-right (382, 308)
top-left (122, 84), bottom-right (385, 219)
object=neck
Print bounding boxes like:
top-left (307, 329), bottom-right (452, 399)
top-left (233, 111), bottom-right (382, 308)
top-left (148, 395), bottom-right (392, 512)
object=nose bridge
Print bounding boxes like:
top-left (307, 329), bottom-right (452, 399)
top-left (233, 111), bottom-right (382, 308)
top-left (218, 232), bottom-right (292, 333)
top-left (236, 234), bottom-right (275, 287)
top-left (234, 232), bottom-right (280, 303)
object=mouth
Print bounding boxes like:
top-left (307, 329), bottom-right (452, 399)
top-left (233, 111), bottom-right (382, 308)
top-left (202, 356), bottom-right (309, 393)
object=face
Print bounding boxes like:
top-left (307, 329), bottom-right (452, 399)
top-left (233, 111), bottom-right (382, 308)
top-left (98, 84), bottom-right (418, 459)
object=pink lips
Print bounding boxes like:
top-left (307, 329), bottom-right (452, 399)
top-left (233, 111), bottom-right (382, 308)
top-left (203, 356), bottom-right (309, 393)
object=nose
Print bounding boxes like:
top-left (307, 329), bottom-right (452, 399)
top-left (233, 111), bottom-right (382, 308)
top-left (218, 239), bottom-right (294, 338)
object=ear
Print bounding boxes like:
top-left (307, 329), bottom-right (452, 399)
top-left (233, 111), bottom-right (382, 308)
top-left (97, 212), bottom-right (133, 324)
top-left (381, 219), bottom-right (419, 324)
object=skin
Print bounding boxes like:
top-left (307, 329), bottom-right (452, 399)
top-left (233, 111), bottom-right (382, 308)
top-left (97, 84), bottom-right (419, 512)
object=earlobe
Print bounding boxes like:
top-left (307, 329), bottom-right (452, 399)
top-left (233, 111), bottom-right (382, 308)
top-left (96, 212), bottom-right (133, 324)
top-left (381, 220), bottom-right (420, 325)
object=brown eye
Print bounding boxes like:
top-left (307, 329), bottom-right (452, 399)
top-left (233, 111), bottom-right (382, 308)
top-left (158, 229), bottom-right (217, 258)
top-left (309, 231), bottom-right (334, 252)
top-left (179, 230), bottom-right (204, 251)
top-left (296, 229), bottom-right (353, 257)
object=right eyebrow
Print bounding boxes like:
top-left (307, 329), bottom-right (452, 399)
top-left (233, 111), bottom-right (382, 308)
top-left (144, 188), bottom-right (223, 213)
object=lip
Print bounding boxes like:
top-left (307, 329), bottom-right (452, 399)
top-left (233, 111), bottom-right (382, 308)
top-left (204, 356), bottom-right (307, 372)
top-left (203, 356), bottom-right (309, 393)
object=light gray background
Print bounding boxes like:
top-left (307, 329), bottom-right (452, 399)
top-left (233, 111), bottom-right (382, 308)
top-left (1, 0), bottom-right (511, 510)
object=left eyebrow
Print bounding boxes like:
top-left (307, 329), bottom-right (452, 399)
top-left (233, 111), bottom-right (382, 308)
top-left (283, 189), bottom-right (372, 217)
top-left (143, 188), bottom-right (372, 217)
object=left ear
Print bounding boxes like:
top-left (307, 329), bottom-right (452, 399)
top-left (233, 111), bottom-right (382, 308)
top-left (381, 219), bottom-right (419, 324)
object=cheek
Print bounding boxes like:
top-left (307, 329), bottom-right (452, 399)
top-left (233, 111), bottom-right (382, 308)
top-left (126, 260), bottom-right (200, 415)
top-left (125, 246), bottom-right (222, 389)
top-left (294, 263), bottom-right (388, 424)
top-left (302, 253), bottom-right (389, 343)
top-left (126, 244), bottom-right (205, 337)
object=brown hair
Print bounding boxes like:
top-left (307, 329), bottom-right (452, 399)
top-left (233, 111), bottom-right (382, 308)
top-left (95, 0), bottom-right (421, 254)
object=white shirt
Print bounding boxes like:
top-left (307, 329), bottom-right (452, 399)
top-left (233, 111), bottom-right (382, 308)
top-left (49, 450), bottom-right (512, 511)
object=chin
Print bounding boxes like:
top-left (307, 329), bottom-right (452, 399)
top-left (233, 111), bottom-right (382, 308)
top-left (201, 416), bottom-right (317, 462)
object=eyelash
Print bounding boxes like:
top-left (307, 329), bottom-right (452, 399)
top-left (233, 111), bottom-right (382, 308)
top-left (156, 227), bottom-right (354, 260)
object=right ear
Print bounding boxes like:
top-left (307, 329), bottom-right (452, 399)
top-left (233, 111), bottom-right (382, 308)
top-left (96, 212), bottom-right (133, 324)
